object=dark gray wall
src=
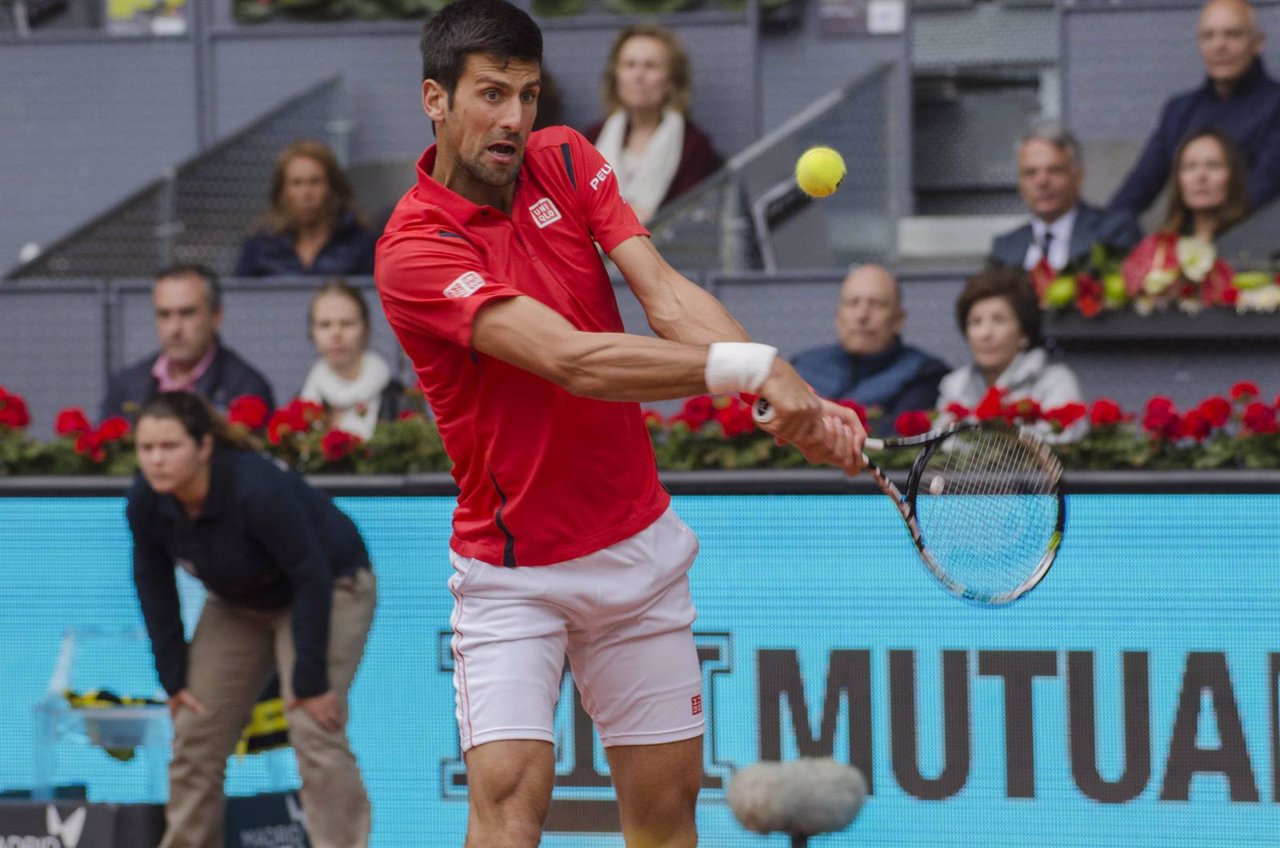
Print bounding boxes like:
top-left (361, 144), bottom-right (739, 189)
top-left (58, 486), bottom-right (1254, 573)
top-left (0, 38), bottom-right (200, 273)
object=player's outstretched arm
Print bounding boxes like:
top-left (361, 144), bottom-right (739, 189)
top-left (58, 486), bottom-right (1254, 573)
top-left (472, 294), bottom-right (844, 452)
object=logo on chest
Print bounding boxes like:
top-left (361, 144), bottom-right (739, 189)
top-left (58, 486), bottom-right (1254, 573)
top-left (528, 197), bottom-right (562, 229)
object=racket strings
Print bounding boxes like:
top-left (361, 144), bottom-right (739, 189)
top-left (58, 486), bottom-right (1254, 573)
top-left (913, 427), bottom-right (1062, 601)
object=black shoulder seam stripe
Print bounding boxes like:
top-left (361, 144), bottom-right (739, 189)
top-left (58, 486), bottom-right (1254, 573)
top-left (560, 143), bottom-right (576, 189)
top-left (438, 229), bottom-right (463, 239)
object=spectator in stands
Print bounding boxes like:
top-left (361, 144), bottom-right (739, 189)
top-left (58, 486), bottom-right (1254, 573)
top-left (937, 268), bottom-right (1083, 414)
top-left (101, 264), bottom-right (275, 419)
top-left (236, 139), bottom-right (379, 277)
top-left (990, 123), bottom-right (1141, 271)
top-left (584, 23), bottom-right (723, 224)
top-left (300, 279), bottom-right (406, 439)
top-left (1103, 0), bottom-right (1280, 237)
top-left (1120, 128), bottom-right (1249, 302)
top-left (791, 264), bottom-right (950, 434)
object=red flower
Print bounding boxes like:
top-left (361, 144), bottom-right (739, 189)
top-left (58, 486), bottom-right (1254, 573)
top-left (670, 395), bottom-right (715, 431)
top-left (266, 399), bottom-right (326, 444)
top-left (0, 386), bottom-right (31, 430)
top-left (96, 416), bottom-right (130, 442)
top-left (833, 399), bottom-right (868, 427)
top-left (1075, 274), bottom-right (1103, 318)
top-left (974, 387), bottom-right (1006, 421)
top-left (1221, 284), bottom-right (1240, 306)
top-left (944, 402), bottom-right (971, 420)
top-left (228, 395), bottom-right (269, 429)
top-left (894, 410), bottom-right (932, 437)
top-left (55, 407), bottom-right (93, 437)
top-left (1028, 257), bottom-right (1055, 299)
top-left (1004, 397), bottom-right (1042, 423)
top-left (1242, 402), bottom-right (1277, 434)
top-left (1142, 396), bottom-right (1180, 439)
top-left (398, 409), bottom-right (420, 421)
top-left (1044, 402), bottom-right (1087, 430)
top-left (641, 409), bottom-right (664, 430)
top-left (321, 429), bottom-right (361, 462)
top-left (1196, 396), bottom-right (1232, 428)
top-left (713, 396), bottom-right (755, 438)
top-left (74, 431), bottom-right (106, 463)
top-left (1179, 409), bottom-right (1212, 441)
top-left (1089, 398), bottom-right (1127, 426)
top-left (1230, 381), bottom-right (1260, 400)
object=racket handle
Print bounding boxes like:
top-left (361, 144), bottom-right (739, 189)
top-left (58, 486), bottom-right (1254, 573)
top-left (752, 397), bottom-right (775, 424)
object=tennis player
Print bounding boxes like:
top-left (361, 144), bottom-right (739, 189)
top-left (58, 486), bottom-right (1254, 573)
top-left (375, 2), bottom-right (866, 845)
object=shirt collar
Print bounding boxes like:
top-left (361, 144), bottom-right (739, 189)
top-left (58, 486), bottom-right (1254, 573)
top-left (848, 337), bottom-right (905, 373)
top-left (1202, 57), bottom-right (1267, 99)
top-left (416, 145), bottom-right (515, 224)
top-left (1032, 205), bottom-right (1078, 243)
top-left (152, 340), bottom-right (218, 393)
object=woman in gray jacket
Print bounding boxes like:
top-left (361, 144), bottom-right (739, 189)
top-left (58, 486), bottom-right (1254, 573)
top-left (937, 268), bottom-right (1083, 426)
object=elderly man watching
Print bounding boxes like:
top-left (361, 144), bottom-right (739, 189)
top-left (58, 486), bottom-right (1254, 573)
top-left (991, 123), bottom-right (1141, 271)
top-left (1104, 0), bottom-right (1280, 236)
top-left (791, 265), bottom-right (950, 434)
top-left (102, 264), bottom-right (275, 419)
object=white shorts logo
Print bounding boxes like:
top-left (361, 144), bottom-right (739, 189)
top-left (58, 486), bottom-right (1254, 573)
top-left (529, 197), bottom-right (562, 229)
top-left (444, 271), bottom-right (485, 299)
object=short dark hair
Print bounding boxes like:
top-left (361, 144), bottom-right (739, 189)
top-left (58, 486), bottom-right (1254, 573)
top-left (955, 267), bottom-right (1043, 349)
top-left (154, 263), bottom-right (222, 313)
top-left (420, 0), bottom-right (543, 99)
top-left (137, 391), bottom-right (260, 451)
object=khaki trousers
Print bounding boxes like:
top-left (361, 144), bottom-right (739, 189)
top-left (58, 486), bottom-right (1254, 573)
top-left (160, 568), bottom-right (376, 848)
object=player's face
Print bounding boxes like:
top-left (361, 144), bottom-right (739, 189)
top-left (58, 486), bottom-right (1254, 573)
top-left (282, 155), bottom-right (331, 228)
top-left (311, 291), bottom-right (368, 374)
top-left (615, 35), bottom-right (672, 115)
top-left (965, 296), bottom-right (1026, 377)
top-left (1178, 135), bottom-right (1232, 213)
top-left (153, 274), bottom-right (222, 367)
top-left (436, 54), bottom-right (540, 191)
top-left (835, 267), bottom-right (904, 356)
top-left (1016, 139), bottom-right (1080, 223)
top-left (1198, 0), bottom-right (1262, 85)
top-left (135, 416), bottom-right (210, 496)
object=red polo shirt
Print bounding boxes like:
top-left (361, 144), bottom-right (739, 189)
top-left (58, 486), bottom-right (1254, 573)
top-left (375, 126), bottom-right (670, 566)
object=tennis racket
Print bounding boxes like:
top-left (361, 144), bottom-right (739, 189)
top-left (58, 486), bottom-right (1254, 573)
top-left (754, 398), bottom-right (1065, 605)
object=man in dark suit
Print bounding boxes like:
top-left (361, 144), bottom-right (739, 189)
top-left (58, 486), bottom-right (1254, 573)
top-left (990, 123), bottom-right (1141, 271)
top-left (102, 264), bottom-right (275, 419)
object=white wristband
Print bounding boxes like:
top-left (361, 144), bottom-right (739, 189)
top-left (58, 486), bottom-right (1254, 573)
top-left (705, 342), bottom-right (777, 394)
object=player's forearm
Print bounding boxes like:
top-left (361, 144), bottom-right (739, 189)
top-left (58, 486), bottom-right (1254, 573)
top-left (552, 332), bottom-right (711, 401)
top-left (645, 280), bottom-right (751, 346)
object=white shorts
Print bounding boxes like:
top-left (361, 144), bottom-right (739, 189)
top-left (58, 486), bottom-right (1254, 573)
top-left (448, 507), bottom-right (704, 752)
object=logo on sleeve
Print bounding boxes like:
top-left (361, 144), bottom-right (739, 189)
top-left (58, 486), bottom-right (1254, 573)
top-left (590, 163), bottom-right (614, 191)
top-left (444, 271), bottom-right (486, 299)
top-left (529, 197), bottom-right (562, 228)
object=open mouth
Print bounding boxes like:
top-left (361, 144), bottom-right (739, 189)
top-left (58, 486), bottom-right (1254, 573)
top-left (487, 141), bottom-right (518, 161)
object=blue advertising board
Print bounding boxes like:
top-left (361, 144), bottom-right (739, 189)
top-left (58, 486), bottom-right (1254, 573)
top-left (0, 494), bottom-right (1276, 846)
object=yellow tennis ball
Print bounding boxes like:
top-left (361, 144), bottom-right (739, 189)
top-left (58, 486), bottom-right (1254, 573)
top-left (795, 146), bottom-right (846, 198)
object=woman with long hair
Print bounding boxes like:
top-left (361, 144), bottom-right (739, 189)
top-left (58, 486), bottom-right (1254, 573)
top-left (235, 139), bottom-right (378, 277)
top-left (128, 391), bottom-right (375, 847)
top-left (583, 23), bottom-right (723, 224)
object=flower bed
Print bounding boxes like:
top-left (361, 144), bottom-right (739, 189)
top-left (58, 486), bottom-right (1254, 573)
top-left (2, 383), bottom-right (1279, 476)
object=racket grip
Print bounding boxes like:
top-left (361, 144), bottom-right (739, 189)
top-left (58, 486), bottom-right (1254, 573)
top-left (752, 397), bottom-right (776, 424)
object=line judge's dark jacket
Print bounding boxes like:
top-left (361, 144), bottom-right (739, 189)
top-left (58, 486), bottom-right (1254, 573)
top-left (101, 340), bottom-right (276, 421)
top-left (127, 448), bottom-right (371, 698)
top-left (989, 202), bottom-right (1142, 270)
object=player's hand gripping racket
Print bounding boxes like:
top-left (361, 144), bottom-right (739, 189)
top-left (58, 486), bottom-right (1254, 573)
top-left (754, 398), bottom-right (1065, 605)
